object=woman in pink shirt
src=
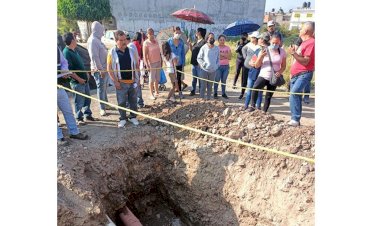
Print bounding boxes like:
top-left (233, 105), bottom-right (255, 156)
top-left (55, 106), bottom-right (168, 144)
top-left (143, 28), bottom-right (162, 100)
top-left (250, 33), bottom-right (287, 112)
top-left (214, 34), bottom-right (231, 99)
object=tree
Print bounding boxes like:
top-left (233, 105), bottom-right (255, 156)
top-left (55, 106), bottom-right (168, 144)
top-left (57, 0), bottom-right (112, 21)
top-left (57, 14), bottom-right (79, 35)
top-left (58, 0), bottom-right (112, 41)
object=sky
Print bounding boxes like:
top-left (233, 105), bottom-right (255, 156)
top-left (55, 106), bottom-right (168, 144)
top-left (265, 0), bottom-right (315, 12)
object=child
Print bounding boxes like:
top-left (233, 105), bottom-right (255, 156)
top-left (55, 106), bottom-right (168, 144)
top-left (161, 41), bottom-right (179, 102)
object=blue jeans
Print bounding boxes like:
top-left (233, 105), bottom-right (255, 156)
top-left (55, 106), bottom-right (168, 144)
top-left (245, 68), bottom-right (263, 108)
top-left (136, 83), bottom-right (144, 106)
top-left (191, 65), bottom-right (202, 93)
top-left (303, 81), bottom-right (311, 102)
top-left (214, 65), bottom-right (229, 95)
top-left (70, 82), bottom-right (92, 120)
top-left (57, 88), bottom-right (79, 140)
top-left (116, 83), bottom-right (137, 120)
top-left (289, 71), bottom-right (314, 122)
top-left (93, 72), bottom-right (109, 110)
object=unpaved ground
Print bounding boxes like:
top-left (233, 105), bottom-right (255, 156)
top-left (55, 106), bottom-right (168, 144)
top-left (58, 87), bottom-right (315, 225)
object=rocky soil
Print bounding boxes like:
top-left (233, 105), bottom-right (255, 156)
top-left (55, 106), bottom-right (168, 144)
top-left (57, 99), bottom-right (315, 226)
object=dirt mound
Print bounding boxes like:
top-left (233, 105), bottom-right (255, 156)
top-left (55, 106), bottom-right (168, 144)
top-left (58, 99), bottom-right (314, 226)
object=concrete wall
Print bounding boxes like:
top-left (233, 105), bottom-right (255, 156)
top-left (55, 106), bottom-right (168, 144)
top-left (108, 0), bottom-right (266, 36)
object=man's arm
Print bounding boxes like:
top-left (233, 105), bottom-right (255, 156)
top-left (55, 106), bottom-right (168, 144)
top-left (143, 43), bottom-right (150, 69)
top-left (89, 40), bottom-right (103, 72)
top-left (197, 47), bottom-right (205, 67)
top-left (216, 48), bottom-right (220, 69)
top-left (107, 52), bottom-right (121, 90)
top-left (289, 45), bottom-right (312, 66)
top-left (63, 50), bottom-right (85, 84)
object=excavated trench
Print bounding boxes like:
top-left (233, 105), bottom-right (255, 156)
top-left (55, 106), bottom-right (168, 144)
top-left (57, 101), bottom-right (315, 226)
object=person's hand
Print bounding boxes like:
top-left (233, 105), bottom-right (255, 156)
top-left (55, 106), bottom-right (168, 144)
top-left (114, 81), bottom-right (121, 90)
top-left (259, 48), bottom-right (267, 57)
top-left (275, 71), bottom-right (282, 77)
top-left (100, 71), bottom-right (106, 79)
top-left (289, 45), bottom-right (296, 55)
top-left (78, 78), bottom-right (86, 85)
top-left (62, 74), bottom-right (70, 79)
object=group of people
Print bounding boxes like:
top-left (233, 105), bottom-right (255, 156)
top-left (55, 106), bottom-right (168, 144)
top-left (57, 20), bottom-right (315, 145)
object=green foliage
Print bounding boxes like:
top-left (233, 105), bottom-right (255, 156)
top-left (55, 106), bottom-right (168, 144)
top-left (57, 14), bottom-right (79, 35)
top-left (58, 0), bottom-right (112, 21)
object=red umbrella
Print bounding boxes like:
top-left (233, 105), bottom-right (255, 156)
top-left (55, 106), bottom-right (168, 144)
top-left (171, 8), bottom-right (214, 24)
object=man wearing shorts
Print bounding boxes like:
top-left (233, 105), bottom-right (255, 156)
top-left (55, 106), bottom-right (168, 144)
top-left (143, 28), bottom-right (162, 100)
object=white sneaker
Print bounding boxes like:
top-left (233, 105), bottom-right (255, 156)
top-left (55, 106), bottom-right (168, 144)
top-left (128, 117), bottom-right (139, 126)
top-left (150, 95), bottom-right (156, 100)
top-left (100, 109), bottom-right (107, 116)
top-left (118, 120), bottom-right (127, 128)
top-left (288, 120), bottom-right (300, 127)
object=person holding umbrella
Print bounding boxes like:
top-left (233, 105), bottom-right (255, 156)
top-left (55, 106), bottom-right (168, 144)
top-left (233, 32), bottom-right (249, 91)
top-left (188, 27), bottom-right (207, 96)
top-left (197, 33), bottom-right (220, 100)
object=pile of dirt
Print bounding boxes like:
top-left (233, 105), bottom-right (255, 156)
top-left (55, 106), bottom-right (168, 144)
top-left (57, 99), bottom-right (315, 226)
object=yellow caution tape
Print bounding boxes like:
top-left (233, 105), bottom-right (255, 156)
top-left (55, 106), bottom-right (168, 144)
top-left (57, 84), bottom-right (315, 164)
top-left (57, 67), bottom-right (166, 73)
top-left (177, 69), bottom-right (315, 96)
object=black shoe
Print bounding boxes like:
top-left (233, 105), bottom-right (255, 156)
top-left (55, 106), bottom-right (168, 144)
top-left (189, 91), bottom-right (195, 96)
top-left (84, 116), bottom-right (96, 121)
top-left (222, 94), bottom-right (228, 99)
top-left (214, 93), bottom-right (218, 99)
top-left (246, 107), bottom-right (255, 112)
top-left (238, 94), bottom-right (244, 100)
top-left (70, 133), bottom-right (88, 140)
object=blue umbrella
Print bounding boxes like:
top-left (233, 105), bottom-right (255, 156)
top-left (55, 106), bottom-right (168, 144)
top-left (223, 19), bottom-right (260, 36)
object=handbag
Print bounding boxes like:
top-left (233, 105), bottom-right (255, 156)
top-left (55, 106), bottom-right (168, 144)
top-left (159, 68), bottom-right (167, 85)
top-left (267, 48), bottom-right (286, 87)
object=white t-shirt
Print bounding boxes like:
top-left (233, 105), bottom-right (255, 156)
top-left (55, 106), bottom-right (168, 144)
top-left (258, 48), bottom-right (286, 80)
top-left (163, 53), bottom-right (177, 73)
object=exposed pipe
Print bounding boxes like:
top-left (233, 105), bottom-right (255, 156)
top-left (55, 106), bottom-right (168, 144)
top-left (119, 206), bottom-right (143, 226)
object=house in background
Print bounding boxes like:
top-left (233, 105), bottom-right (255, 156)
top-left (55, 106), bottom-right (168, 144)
top-left (263, 11), bottom-right (291, 28)
top-left (289, 3), bottom-right (315, 30)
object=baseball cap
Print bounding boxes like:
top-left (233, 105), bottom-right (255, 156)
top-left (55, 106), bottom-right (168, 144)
top-left (267, 20), bottom-right (275, 27)
top-left (249, 31), bottom-right (260, 38)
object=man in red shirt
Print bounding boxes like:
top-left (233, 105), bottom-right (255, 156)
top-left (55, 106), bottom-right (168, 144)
top-left (288, 21), bottom-right (315, 126)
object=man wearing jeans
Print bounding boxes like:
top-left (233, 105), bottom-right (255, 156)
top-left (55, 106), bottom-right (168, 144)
top-left (63, 32), bottom-right (96, 125)
top-left (87, 21), bottom-right (109, 116)
top-left (188, 27), bottom-right (206, 96)
top-left (57, 46), bottom-right (88, 146)
top-left (288, 21), bottom-right (315, 126)
top-left (107, 30), bottom-right (139, 128)
top-left (197, 33), bottom-right (220, 100)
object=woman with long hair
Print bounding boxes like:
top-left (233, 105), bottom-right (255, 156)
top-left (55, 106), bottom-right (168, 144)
top-left (161, 41), bottom-right (178, 101)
